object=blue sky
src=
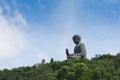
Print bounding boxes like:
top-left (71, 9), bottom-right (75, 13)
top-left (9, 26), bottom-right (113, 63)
top-left (0, 0), bottom-right (120, 69)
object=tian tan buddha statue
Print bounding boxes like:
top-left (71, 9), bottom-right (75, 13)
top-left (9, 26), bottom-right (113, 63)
top-left (66, 34), bottom-right (86, 59)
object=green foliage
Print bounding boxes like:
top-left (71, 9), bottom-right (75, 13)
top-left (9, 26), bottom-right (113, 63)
top-left (0, 53), bottom-right (120, 80)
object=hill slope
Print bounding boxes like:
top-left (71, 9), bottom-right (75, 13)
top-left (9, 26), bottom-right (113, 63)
top-left (0, 53), bottom-right (120, 80)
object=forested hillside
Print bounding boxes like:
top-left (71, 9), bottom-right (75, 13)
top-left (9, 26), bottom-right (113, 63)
top-left (0, 53), bottom-right (120, 80)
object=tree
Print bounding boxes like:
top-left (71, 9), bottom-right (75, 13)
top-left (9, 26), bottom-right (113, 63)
top-left (41, 59), bottom-right (45, 64)
top-left (50, 58), bottom-right (54, 63)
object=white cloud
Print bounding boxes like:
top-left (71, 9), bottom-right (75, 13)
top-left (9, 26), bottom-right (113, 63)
top-left (0, 6), bottom-right (28, 60)
top-left (10, 11), bottom-right (27, 27)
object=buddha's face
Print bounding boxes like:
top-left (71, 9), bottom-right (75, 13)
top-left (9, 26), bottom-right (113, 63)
top-left (73, 37), bottom-right (80, 45)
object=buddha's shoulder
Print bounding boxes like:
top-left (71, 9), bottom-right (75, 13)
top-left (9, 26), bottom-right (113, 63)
top-left (79, 43), bottom-right (85, 46)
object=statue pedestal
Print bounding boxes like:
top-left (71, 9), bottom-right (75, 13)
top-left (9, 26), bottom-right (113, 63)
top-left (67, 53), bottom-right (82, 59)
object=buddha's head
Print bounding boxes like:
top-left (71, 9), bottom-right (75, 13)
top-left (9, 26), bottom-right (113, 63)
top-left (72, 34), bottom-right (81, 45)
